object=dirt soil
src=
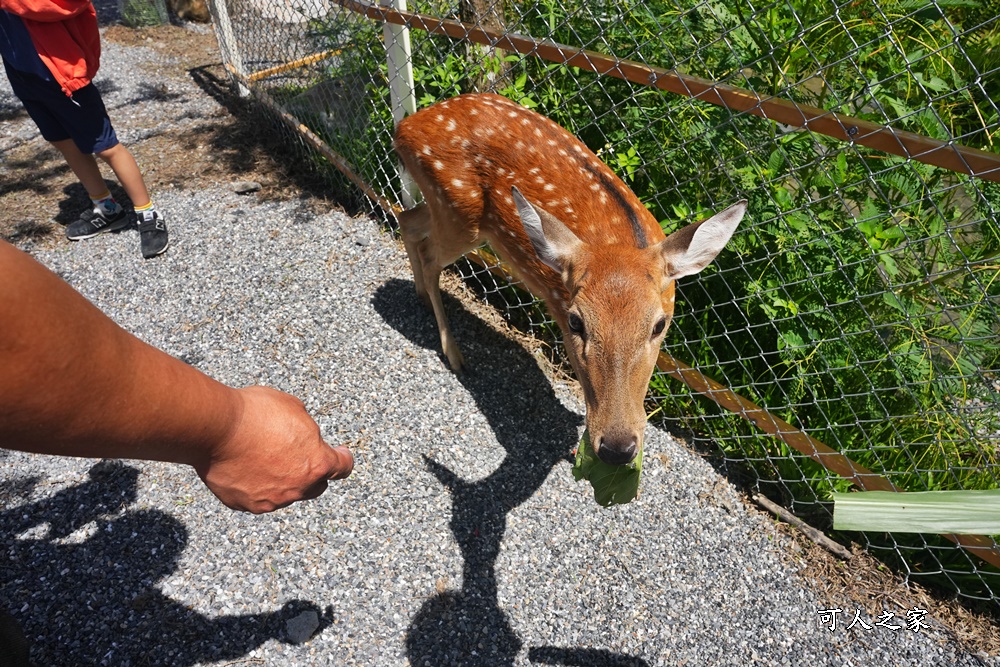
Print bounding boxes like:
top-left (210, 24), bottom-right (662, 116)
top-left (0, 23), bottom-right (332, 244)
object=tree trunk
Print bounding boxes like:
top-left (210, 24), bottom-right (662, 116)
top-left (458, 0), bottom-right (511, 94)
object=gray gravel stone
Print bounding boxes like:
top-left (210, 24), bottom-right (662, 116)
top-left (286, 610), bottom-right (321, 644)
top-left (233, 180), bottom-right (263, 194)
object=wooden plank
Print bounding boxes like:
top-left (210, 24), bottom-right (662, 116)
top-left (245, 49), bottom-right (343, 83)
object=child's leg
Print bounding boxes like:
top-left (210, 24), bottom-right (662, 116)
top-left (50, 138), bottom-right (110, 200)
top-left (55, 137), bottom-right (132, 240)
top-left (97, 142), bottom-right (168, 258)
top-left (95, 142), bottom-right (151, 209)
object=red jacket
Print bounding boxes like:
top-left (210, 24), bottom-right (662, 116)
top-left (0, 0), bottom-right (100, 96)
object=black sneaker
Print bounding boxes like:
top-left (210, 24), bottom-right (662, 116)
top-left (65, 206), bottom-right (131, 240)
top-left (138, 210), bottom-right (169, 259)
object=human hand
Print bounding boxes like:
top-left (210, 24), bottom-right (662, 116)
top-left (193, 386), bottom-right (353, 513)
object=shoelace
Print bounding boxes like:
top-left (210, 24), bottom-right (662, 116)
top-left (139, 216), bottom-right (164, 231)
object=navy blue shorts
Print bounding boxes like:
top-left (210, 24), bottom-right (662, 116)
top-left (4, 62), bottom-right (118, 154)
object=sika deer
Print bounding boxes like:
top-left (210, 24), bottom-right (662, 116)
top-left (394, 93), bottom-right (745, 466)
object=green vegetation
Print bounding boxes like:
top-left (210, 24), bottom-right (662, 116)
top-left (120, 0), bottom-right (167, 27)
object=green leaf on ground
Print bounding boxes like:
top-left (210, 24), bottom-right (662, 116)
top-left (572, 431), bottom-right (643, 507)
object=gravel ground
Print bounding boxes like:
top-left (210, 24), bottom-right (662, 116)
top-left (0, 9), bottom-right (996, 667)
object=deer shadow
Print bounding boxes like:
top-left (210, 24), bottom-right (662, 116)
top-left (0, 458), bottom-right (332, 666)
top-left (373, 278), bottom-right (648, 667)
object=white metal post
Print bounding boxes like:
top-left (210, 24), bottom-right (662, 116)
top-left (208, 0), bottom-right (250, 97)
top-left (382, 0), bottom-right (418, 208)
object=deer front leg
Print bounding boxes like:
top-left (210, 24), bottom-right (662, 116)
top-left (423, 262), bottom-right (466, 373)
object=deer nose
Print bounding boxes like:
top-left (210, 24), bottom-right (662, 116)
top-left (596, 434), bottom-right (638, 466)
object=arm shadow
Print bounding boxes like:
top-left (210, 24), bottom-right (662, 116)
top-left (0, 459), bottom-right (331, 665)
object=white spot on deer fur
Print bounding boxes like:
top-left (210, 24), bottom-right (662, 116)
top-left (452, 179), bottom-right (464, 188)
top-left (434, 160), bottom-right (444, 171)
top-left (421, 145), bottom-right (432, 156)
top-left (508, 110), bottom-right (519, 118)
top-left (462, 139), bottom-right (470, 148)
top-left (590, 183), bottom-right (600, 191)
top-left (515, 141), bottom-right (525, 150)
top-left (564, 207), bottom-right (575, 215)
top-left (558, 149), bottom-right (568, 157)
top-left (470, 108), bottom-right (479, 115)
top-left (507, 228), bottom-right (517, 237)
top-left (436, 114), bottom-right (444, 122)
top-left (547, 139), bottom-right (557, 146)
top-left (534, 128), bottom-right (543, 137)
top-left (599, 192), bottom-right (608, 204)
top-left (528, 167), bottom-right (541, 175)
top-left (544, 183), bottom-right (556, 191)
top-left (505, 195), bottom-right (514, 205)
top-left (446, 119), bottom-right (457, 132)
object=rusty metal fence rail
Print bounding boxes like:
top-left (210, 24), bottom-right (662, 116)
top-left (206, 0), bottom-right (1000, 607)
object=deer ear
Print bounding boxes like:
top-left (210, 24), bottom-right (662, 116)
top-left (658, 200), bottom-right (746, 282)
top-left (513, 186), bottom-right (582, 273)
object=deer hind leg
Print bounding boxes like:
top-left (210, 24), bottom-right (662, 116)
top-left (396, 202), bottom-right (474, 373)
top-left (398, 204), bottom-right (432, 309)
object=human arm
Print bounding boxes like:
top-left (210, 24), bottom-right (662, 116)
top-left (0, 240), bottom-right (353, 513)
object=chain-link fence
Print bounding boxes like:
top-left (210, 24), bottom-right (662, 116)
top-left (206, 0), bottom-right (1000, 607)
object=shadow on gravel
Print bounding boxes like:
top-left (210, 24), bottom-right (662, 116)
top-left (0, 460), bottom-right (331, 665)
top-left (185, 63), bottom-right (355, 205)
top-left (0, 143), bottom-right (133, 242)
top-left (529, 647), bottom-right (651, 667)
top-left (374, 279), bottom-right (648, 667)
top-left (0, 146), bottom-right (70, 199)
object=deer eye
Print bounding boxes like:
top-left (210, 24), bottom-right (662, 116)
top-left (652, 317), bottom-right (667, 337)
top-left (567, 312), bottom-right (585, 337)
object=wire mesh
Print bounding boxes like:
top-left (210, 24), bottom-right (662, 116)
top-left (207, 0), bottom-right (1000, 607)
